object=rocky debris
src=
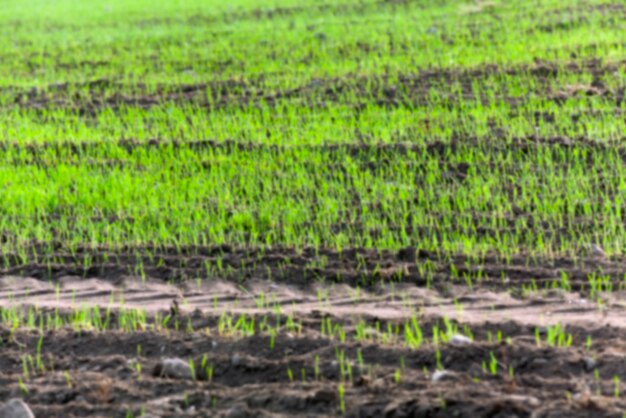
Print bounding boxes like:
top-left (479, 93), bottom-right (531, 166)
top-left (590, 244), bottom-right (606, 258)
top-left (431, 370), bottom-right (457, 383)
top-left (231, 353), bottom-right (242, 367)
top-left (0, 399), bottom-right (35, 418)
top-left (225, 402), bottom-right (252, 418)
top-left (152, 357), bottom-right (193, 380)
top-left (449, 334), bottom-right (472, 346)
top-left (583, 357), bottom-right (597, 372)
top-left (579, 243), bottom-right (606, 258)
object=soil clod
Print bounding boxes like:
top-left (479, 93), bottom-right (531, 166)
top-left (152, 357), bottom-right (194, 380)
top-left (0, 399), bottom-right (35, 418)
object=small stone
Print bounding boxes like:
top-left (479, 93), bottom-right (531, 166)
top-left (231, 354), bottom-right (242, 367)
top-left (590, 244), bottom-right (606, 258)
top-left (583, 357), bottom-right (597, 372)
top-left (449, 334), bottom-right (472, 346)
top-left (0, 399), bottom-right (35, 418)
top-left (152, 358), bottom-right (193, 380)
top-left (226, 403), bottom-right (250, 418)
top-left (431, 370), bottom-right (456, 383)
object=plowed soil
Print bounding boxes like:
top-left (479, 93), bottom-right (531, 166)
top-left (2, 247), bottom-right (626, 417)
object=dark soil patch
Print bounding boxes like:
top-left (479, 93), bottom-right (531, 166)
top-left (2, 310), bottom-right (626, 417)
top-left (2, 133), bottom-right (625, 159)
top-left (0, 244), bottom-right (624, 296)
top-left (6, 58), bottom-right (625, 112)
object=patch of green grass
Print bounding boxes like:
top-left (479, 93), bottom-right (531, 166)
top-left (0, 0), bottom-right (622, 287)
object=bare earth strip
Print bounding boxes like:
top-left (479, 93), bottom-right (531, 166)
top-left (2, 275), bottom-right (626, 417)
top-left (0, 275), bottom-right (620, 328)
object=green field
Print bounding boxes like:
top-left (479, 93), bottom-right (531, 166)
top-left (2, 1), bottom-right (626, 417)
top-left (0, 0), bottom-right (623, 260)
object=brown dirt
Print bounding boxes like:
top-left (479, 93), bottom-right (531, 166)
top-left (0, 245), bottom-right (624, 291)
top-left (2, 247), bottom-right (626, 415)
top-left (3, 286), bottom-right (626, 417)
